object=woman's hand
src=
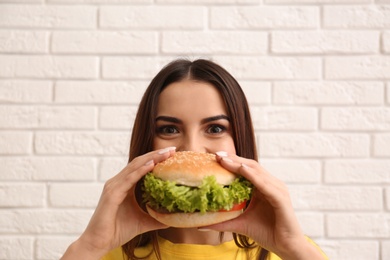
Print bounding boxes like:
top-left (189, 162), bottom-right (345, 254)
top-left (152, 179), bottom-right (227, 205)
top-left (207, 152), bottom-right (324, 260)
top-left (61, 147), bottom-right (176, 260)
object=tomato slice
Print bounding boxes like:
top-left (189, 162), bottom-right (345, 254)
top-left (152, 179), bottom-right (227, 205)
top-left (219, 200), bottom-right (247, 212)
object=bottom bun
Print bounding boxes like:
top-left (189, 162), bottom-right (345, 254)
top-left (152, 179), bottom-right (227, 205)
top-left (146, 204), bottom-right (243, 228)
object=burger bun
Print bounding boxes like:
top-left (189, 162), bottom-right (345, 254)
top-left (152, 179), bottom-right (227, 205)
top-left (145, 151), bottom-right (245, 228)
top-left (152, 151), bottom-right (237, 187)
top-left (146, 204), bottom-right (243, 228)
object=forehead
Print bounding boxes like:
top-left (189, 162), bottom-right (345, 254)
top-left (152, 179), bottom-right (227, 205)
top-left (157, 80), bottom-right (227, 116)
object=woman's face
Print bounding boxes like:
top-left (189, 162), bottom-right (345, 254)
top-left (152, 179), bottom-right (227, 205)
top-left (153, 79), bottom-right (236, 154)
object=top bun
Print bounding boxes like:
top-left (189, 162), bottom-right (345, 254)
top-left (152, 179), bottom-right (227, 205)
top-left (152, 151), bottom-right (237, 187)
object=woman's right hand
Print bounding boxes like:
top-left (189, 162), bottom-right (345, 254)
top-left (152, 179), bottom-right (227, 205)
top-left (61, 147), bottom-right (176, 260)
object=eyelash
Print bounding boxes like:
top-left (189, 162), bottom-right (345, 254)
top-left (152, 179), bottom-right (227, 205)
top-left (206, 124), bottom-right (227, 134)
top-left (156, 124), bottom-right (228, 136)
top-left (156, 125), bottom-right (179, 135)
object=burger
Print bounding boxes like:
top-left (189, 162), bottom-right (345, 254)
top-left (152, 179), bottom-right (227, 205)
top-left (142, 151), bottom-right (253, 228)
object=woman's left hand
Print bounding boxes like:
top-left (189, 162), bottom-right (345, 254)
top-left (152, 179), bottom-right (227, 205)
top-left (206, 152), bottom-right (324, 260)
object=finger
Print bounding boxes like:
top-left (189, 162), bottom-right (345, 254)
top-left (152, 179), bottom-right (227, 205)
top-left (215, 151), bottom-right (258, 169)
top-left (216, 153), bottom-right (289, 208)
top-left (120, 146), bottom-right (176, 187)
top-left (102, 147), bottom-right (176, 205)
top-left (216, 152), bottom-right (283, 191)
top-left (126, 188), bottom-right (169, 233)
top-left (123, 146), bottom-right (177, 176)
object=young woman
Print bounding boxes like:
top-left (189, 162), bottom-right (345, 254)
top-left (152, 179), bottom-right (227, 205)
top-left (61, 59), bottom-right (327, 260)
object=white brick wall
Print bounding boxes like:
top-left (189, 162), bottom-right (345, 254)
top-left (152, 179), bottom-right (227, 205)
top-left (0, 1), bottom-right (388, 259)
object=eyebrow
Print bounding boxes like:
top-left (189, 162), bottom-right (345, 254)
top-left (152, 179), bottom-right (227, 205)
top-left (155, 114), bottom-right (230, 125)
top-left (201, 115), bottom-right (230, 124)
top-left (155, 116), bottom-right (182, 124)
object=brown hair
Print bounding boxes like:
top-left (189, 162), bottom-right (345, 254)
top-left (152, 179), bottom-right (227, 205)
top-left (123, 59), bottom-right (268, 260)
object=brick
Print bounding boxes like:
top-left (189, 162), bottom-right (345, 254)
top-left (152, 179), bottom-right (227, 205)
top-left (0, 157), bottom-right (95, 181)
top-left (374, 134), bottom-right (390, 156)
top-left (296, 213), bottom-right (324, 237)
top-left (210, 6), bottom-right (319, 29)
top-left (49, 0), bottom-right (148, 2)
top-left (383, 241), bottom-right (390, 260)
top-left (99, 157), bottom-right (128, 181)
top-left (388, 82), bottom-right (390, 103)
top-left (251, 107), bottom-right (317, 130)
top-left (0, 183), bottom-right (45, 207)
top-left (384, 32), bottom-right (390, 53)
top-left (0, 106), bottom-right (95, 129)
top-left (261, 159), bottom-right (321, 183)
top-left (266, 0), bottom-right (370, 2)
top-left (49, 183), bottom-right (103, 208)
top-left (325, 160), bottom-right (390, 184)
top-left (0, 132), bottom-right (31, 154)
top-left (36, 237), bottom-right (76, 260)
top-left (240, 81), bottom-right (271, 105)
top-left (259, 133), bottom-right (369, 158)
top-left (327, 213), bottom-right (390, 238)
top-left (0, 30), bottom-right (48, 53)
top-left (35, 132), bottom-right (130, 155)
top-left (1, 0), bottom-right (43, 2)
top-left (0, 55), bottom-right (98, 79)
top-left (274, 81), bottom-right (384, 105)
top-left (214, 56), bottom-right (321, 80)
top-left (100, 6), bottom-right (204, 29)
top-left (0, 209), bottom-right (92, 234)
top-left (324, 5), bottom-right (390, 29)
top-left (386, 188), bottom-right (390, 210)
top-left (272, 31), bottom-right (379, 54)
top-left (320, 240), bottom-right (378, 260)
top-left (290, 186), bottom-right (382, 210)
top-left (0, 80), bottom-right (52, 103)
top-left (54, 80), bottom-right (147, 104)
top-left (52, 31), bottom-right (157, 54)
top-left (321, 107), bottom-right (390, 130)
top-left (157, 0), bottom-right (257, 3)
top-left (162, 31), bottom-right (267, 54)
top-left (0, 237), bottom-right (33, 260)
top-left (99, 106), bottom-right (138, 130)
top-left (102, 56), bottom-right (174, 79)
top-left (325, 56), bottom-right (390, 79)
top-left (0, 4), bottom-right (96, 28)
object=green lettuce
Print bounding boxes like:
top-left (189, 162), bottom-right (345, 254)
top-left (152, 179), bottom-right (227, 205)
top-left (143, 173), bottom-right (252, 214)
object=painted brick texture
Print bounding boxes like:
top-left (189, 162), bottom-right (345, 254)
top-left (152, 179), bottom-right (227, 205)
top-left (0, 1), bottom-right (388, 260)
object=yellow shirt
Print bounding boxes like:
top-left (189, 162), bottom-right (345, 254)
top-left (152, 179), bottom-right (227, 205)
top-left (102, 236), bottom-right (327, 260)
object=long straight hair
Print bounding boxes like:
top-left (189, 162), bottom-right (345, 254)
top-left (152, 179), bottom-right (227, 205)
top-left (123, 59), bottom-right (268, 260)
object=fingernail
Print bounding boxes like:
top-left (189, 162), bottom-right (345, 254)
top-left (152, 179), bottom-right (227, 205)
top-left (198, 228), bottom-right (212, 232)
top-left (216, 151), bottom-right (228, 157)
top-left (222, 157), bottom-right (233, 163)
top-left (158, 146), bottom-right (176, 154)
top-left (145, 160), bottom-right (154, 166)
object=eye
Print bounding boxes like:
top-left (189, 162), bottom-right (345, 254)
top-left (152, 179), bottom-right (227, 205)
top-left (206, 124), bottom-right (226, 134)
top-left (156, 125), bottom-right (179, 135)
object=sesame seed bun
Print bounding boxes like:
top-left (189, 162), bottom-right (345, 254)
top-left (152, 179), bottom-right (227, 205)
top-left (145, 151), bottom-right (246, 228)
top-left (152, 151), bottom-right (237, 187)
